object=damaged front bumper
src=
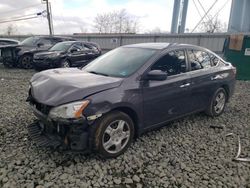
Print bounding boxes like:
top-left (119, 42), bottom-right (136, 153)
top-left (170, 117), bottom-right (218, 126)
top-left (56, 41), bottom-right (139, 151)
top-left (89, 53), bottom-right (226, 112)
top-left (28, 104), bottom-right (90, 151)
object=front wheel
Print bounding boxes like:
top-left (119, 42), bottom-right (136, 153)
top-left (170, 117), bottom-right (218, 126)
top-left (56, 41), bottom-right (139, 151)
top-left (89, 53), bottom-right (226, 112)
top-left (205, 88), bottom-right (227, 117)
top-left (60, 59), bottom-right (70, 68)
top-left (94, 111), bottom-right (134, 158)
top-left (20, 54), bottom-right (33, 69)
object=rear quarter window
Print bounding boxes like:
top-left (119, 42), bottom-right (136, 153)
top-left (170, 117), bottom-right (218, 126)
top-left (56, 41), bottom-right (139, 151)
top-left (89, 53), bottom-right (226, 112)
top-left (210, 54), bottom-right (225, 66)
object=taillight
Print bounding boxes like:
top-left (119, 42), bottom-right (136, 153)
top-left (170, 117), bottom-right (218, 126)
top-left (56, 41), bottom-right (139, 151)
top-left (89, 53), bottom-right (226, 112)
top-left (232, 67), bottom-right (237, 76)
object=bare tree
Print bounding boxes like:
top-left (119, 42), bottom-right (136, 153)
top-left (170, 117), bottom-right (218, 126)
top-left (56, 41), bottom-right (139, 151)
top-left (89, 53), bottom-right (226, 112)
top-left (199, 15), bottom-right (227, 33)
top-left (5, 24), bottom-right (18, 35)
top-left (94, 9), bottom-right (139, 33)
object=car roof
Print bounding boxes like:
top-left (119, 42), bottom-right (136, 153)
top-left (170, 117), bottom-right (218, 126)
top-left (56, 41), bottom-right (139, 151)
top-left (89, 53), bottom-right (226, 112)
top-left (124, 43), bottom-right (170, 50)
top-left (56, 41), bottom-right (96, 45)
top-left (56, 41), bottom-right (76, 45)
top-left (28, 36), bottom-right (75, 40)
top-left (50, 36), bottom-right (75, 40)
top-left (0, 38), bottom-right (19, 43)
top-left (123, 42), bottom-right (209, 51)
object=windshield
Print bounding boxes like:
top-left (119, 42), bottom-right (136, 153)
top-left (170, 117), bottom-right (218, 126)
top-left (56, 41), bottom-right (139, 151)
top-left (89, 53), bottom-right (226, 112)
top-left (84, 47), bottom-right (156, 77)
top-left (49, 42), bottom-right (72, 51)
top-left (20, 37), bottom-right (39, 46)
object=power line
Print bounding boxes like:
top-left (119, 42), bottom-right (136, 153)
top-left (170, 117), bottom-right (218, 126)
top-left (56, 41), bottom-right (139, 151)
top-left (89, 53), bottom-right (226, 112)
top-left (197, 0), bottom-right (211, 21)
top-left (191, 0), bottom-right (218, 32)
top-left (0, 3), bottom-right (42, 16)
top-left (0, 12), bottom-right (45, 22)
top-left (192, 0), bottom-right (203, 18)
top-left (0, 16), bottom-right (40, 24)
top-left (211, 0), bottom-right (230, 20)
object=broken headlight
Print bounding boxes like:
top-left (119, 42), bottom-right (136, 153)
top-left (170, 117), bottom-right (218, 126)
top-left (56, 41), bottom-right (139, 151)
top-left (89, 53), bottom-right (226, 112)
top-left (49, 100), bottom-right (89, 119)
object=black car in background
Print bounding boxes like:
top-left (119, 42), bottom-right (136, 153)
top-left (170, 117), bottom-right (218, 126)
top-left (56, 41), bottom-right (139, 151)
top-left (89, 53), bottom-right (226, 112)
top-left (0, 36), bottom-right (75, 68)
top-left (28, 43), bottom-right (236, 158)
top-left (33, 41), bottom-right (101, 70)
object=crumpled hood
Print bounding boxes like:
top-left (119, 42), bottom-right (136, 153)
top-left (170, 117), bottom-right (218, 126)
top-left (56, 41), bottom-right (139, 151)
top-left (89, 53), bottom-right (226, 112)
top-left (30, 68), bottom-right (123, 106)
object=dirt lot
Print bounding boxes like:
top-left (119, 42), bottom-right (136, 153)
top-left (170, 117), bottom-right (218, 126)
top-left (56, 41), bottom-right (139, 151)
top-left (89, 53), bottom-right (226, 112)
top-left (0, 65), bottom-right (250, 188)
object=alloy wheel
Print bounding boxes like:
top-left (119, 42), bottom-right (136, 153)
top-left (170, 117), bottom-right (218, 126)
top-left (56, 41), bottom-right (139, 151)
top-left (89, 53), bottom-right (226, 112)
top-left (61, 60), bottom-right (70, 68)
top-left (214, 91), bottom-right (226, 114)
top-left (21, 56), bottom-right (33, 69)
top-left (102, 120), bottom-right (131, 154)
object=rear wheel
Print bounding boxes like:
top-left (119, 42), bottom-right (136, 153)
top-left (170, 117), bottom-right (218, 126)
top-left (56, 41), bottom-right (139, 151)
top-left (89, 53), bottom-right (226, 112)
top-left (206, 88), bottom-right (227, 117)
top-left (94, 111), bottom-right (134, 158)
top-left (20, 54), bottom-right (33, 69)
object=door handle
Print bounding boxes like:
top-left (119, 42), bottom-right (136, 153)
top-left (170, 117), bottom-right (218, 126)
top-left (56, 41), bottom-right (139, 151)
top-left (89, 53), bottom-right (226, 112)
top-left (180, 83), bottom-right (190, 88)
top-left (211, 75), bottom-right (222, 80)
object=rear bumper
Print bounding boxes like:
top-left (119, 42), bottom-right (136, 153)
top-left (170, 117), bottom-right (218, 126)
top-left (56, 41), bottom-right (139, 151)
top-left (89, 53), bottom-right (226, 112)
top-left (29, 104), bottom-right (90, 151)
top-left (227, 78), bottom-right (236, 100)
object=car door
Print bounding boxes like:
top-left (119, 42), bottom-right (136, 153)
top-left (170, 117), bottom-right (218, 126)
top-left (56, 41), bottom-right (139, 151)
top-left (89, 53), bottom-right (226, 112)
top-left (186, 48), bottom-right (219, 111)
top-left (143, 49), bottom-right (192, 128)
top-left (83, 44), bottom-right (97, 60)
top-left (79, 43), bottom-right (94, 65)
top-left (68, 43), bottom-right (85, 66)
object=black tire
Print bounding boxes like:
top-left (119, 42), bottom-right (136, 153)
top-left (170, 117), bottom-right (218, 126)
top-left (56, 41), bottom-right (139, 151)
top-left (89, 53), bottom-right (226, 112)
top-left (60, 59), bottom-right (70, 68)
top-left (20, 54), bottom-right (33, 69)
top-left (205, 88), bottom-right (227, 117)
top-left (94, 111), bottom-right (134, 158)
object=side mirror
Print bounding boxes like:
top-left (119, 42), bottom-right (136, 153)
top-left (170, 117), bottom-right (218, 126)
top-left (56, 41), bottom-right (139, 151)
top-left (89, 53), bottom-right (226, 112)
top-left (37, 43), bottom-right (44, 47)
top-left (70, 48), bottom-right (77, 53)
top-left (144, 70), bottom-right (167, 81)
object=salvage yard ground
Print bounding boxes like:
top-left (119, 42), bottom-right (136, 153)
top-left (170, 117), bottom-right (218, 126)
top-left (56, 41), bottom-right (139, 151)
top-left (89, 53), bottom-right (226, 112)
top-left (0, 64), bottom-right (250, 187)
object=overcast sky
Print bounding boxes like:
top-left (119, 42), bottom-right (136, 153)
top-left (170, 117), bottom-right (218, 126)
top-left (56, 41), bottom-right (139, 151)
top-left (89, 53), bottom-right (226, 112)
top-left (0, 0), bottom-right (232, 35)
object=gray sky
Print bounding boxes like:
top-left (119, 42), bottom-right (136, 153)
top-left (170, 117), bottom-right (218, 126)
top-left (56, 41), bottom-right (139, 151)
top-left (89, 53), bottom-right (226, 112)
top-left (0, 0), bottom-right (232, 35)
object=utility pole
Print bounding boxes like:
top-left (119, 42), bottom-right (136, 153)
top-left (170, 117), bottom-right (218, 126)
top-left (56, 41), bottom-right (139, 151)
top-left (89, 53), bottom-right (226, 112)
top-left (171, 0), bottom-right (189, 34)
top-left (43, 0), bottom-right (53, 35)
top-left (49, 2), bottom-right (54, 34)
top-left (171, 0), bottom-right (180, 33)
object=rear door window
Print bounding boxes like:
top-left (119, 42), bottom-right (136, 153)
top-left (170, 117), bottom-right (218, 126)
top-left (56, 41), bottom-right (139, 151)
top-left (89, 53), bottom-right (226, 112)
top-left (70, 43), bottom-right (82, 52)
top-left (187, 50), bottom-right (212, 71)
top-left (82, 43), bottom-right (92, 50)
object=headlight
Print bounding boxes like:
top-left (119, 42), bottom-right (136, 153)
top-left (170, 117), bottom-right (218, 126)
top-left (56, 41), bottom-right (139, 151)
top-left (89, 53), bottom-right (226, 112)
top-left (49, 100), bottom-right (89, 119)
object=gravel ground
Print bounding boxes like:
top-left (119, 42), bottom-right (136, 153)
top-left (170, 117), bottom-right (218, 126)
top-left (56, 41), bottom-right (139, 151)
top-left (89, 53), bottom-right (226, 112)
top-left (0, 65), bottom-right (250, 188)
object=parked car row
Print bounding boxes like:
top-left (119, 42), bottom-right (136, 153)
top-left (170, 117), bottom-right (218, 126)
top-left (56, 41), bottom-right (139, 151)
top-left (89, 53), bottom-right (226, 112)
top-left (0, 36), bottom-right (102, 70)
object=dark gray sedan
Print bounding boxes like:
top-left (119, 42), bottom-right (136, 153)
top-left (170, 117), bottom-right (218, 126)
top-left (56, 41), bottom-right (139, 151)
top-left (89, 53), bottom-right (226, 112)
top-left (27, 43), bottom-right (236, 158)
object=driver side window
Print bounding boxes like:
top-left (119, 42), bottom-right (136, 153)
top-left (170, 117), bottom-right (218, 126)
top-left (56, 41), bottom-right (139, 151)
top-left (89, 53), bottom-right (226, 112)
top-left (151, 50), bottom-right (186, 76)
top-left (38, 38), bottom-right (52, 47)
